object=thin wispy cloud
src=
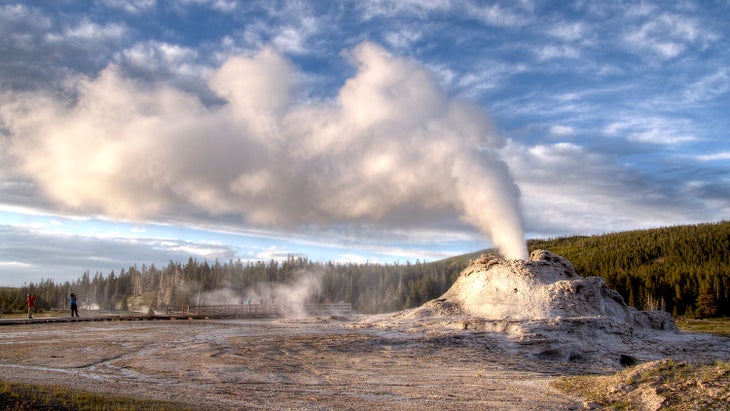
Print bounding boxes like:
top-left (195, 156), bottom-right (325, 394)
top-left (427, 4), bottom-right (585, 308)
top-left (694, 152), bottom-right (730, 162)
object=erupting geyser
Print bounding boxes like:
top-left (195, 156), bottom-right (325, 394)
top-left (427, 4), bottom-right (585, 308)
top-left (1, 41), bottom-right (529, 260)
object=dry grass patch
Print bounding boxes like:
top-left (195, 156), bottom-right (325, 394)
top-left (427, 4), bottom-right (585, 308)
top-left (0, 380), bottom-right (195, 411)
top-left (676, 317), bottom-right (730, 337)
top-left (554, 359), bottom-right (730, 410)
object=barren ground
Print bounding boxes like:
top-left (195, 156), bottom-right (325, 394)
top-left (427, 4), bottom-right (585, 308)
top-left (0, 316), bottom-right (597, 410)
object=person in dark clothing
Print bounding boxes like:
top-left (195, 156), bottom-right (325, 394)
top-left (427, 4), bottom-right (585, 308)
top-left (70, 293), bottom-right (79, 317)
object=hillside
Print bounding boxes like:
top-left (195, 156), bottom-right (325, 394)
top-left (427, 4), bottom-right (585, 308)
top-left (526, 221), bottom-right (730, 317)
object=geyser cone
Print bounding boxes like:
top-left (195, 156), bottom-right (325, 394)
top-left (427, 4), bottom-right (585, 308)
top-left (396, 250), bottom-right (683, 367)
top-left (412, 250), bottom-right (674, 330)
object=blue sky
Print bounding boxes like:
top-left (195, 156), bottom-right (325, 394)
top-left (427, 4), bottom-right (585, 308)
top-left (1, 0), bottom-right (728, 287)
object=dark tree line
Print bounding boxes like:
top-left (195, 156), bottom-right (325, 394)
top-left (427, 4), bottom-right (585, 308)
top-left (1, 221), bottom-right (728, 318)
top-left (0, 256), bottom-right (467, 316)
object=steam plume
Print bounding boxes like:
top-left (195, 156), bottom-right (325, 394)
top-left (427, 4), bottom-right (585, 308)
top-left (0, 42), bottom-right (528, 259)
top-left (198, 271), bottom-right (322, 318)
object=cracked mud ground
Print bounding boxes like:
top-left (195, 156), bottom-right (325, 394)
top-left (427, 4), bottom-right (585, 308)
top-left (0, 318), bottom-right (587, 410)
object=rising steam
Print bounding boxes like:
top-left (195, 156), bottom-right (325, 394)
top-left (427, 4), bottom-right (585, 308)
top-left (199, 270), bottom-right (323, 318)
top-left (0, 42), bottom-right (528, 259)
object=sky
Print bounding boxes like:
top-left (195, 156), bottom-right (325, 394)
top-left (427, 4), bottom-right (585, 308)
top-left (1, 0), bottom-right (728, 287)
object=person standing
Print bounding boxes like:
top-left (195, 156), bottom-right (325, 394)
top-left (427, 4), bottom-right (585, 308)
top-left (26, 294), bottom-right (36, 319)
top-left (70, 293), bottom-right (79, 317)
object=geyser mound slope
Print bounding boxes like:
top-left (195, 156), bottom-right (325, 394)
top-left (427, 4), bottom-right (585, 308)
top-left (381, 250), bottom-right (729, 369)
top-left (412, 249), bottom-right (673, 330)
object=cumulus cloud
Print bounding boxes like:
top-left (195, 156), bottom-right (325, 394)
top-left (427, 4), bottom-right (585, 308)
top-left (0, 42), bottom-right (528, 259)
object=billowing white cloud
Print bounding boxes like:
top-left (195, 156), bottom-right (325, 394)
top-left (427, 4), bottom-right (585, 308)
top-left (1, 42), bottom-right (528, 259)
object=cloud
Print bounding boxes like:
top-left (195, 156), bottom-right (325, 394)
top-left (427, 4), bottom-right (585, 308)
top-left (0, 4), bottom-right (52, 35)
top-left (604, 115), bottom-right (697, 145)
top-left (1, 42), bottom-right (528, 260)
top-left (549, 125), bottom-right (575, 136)
top-left (622, 12), bottom-right (715, 59)
top-left (99, 0), bottom-right (157, 14)
top-left (112, 40), bottom-right (216, 100)
top-left (46, 19), bottom-right (127, 42)
top-left (500, 139), bottom-right (720, 238)
top-left (0, 4), bottom-right (131, 91)
top-left (683, 68), bottom-right (730, 103)
top-left (358, 0), bottom-right (452, 21)
top-left (0, 223), bottom-right (238, 285)
top-left (383, 27), bottom-right (423, 51)
top-left (232, 2), bottom-right (330, 57)
top-left (464, 2), bottom-right (532, 28)
top-left (116, 41), bottom-right (199, 74)
top-left (534, 44), bottom-right (580, 61)
top-left (694, 152), bottom-right (730, 162)
top-left (546, 21), bottom-right (587, 41)
top-left (445, 61), bottom-right (529, 97)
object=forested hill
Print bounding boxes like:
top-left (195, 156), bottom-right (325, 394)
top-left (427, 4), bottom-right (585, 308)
top-left (1, 221), bottom-right (728, 318)
top-left (526, 221), bottom-right (730, 318)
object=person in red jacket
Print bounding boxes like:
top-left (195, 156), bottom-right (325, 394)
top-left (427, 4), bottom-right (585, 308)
top-left (26, 294), bottom-right (36, 319)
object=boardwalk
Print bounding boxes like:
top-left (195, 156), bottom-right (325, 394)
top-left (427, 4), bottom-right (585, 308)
top-left (0, 313), bottom-right (204, 326)
top-left (0, 303), bottom-right (353, 326)
top-left (168, 302), bottom-right (353, 317)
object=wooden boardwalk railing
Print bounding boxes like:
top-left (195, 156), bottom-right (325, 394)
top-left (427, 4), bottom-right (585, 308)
top-left (167, 303), bottom-right (353, 318)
